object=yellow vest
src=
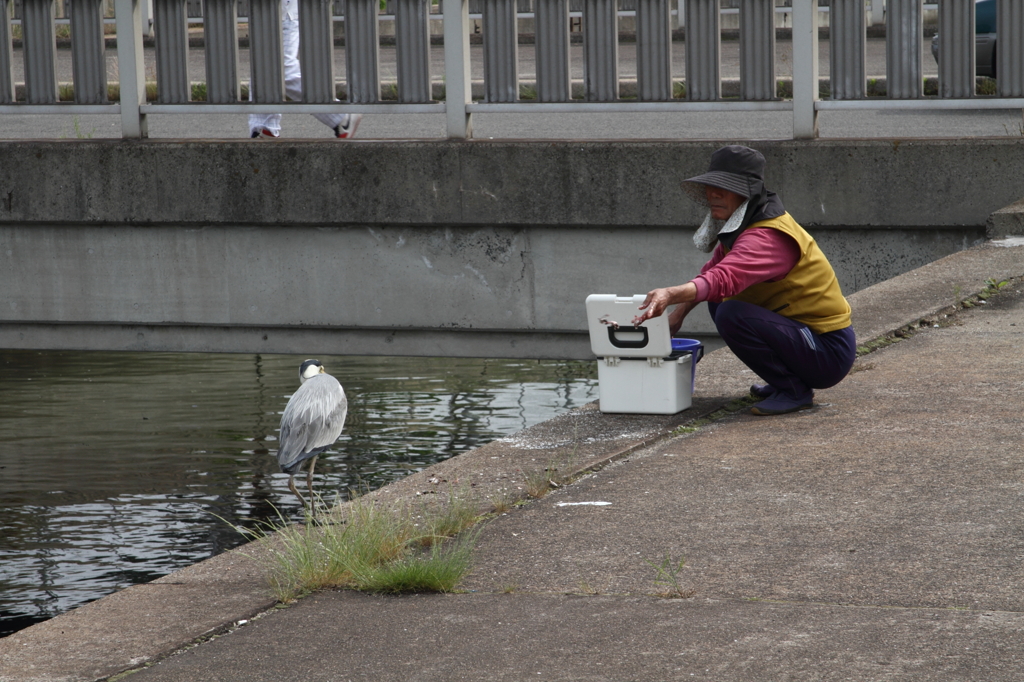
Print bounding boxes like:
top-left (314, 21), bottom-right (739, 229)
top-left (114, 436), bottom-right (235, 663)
top-left (725, 212), bottom-right (852, 334)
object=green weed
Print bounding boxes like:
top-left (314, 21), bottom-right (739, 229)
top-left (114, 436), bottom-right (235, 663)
top-left (416, 487), bottom-right (479, 547)
top-left (524, 463), bottom-right (560, 499)
top-left (671, 395), bottom-right (757, 435)
top-left (497, 580), bottom-right (520, 594)
top-left (346, 529), bottom-right (479, 594)
top-left (645, 553), bottom-right (695, 599)
top-left (489, 488), bottom-right (518, 514)
top-left (71, 117), bottom-right (94, 139)
top-left (233, 492), bottom-right (479, 602)
top-left (380, 81), bottom-right (399, 101)
top-left (985, 277), bottom-right (1010, 292)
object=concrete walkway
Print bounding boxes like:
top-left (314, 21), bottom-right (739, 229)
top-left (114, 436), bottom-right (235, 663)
top-left (2, 238), bottom-right (1023, 681)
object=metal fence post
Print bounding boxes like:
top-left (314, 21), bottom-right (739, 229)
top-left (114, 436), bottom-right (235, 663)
top-left (395, 0), bottom-right (431, 102)
top-left (298, 0), bottom-right (336, 102)
top-left (21, 0), bottom-right (59, 103)
top-left (535, 0), bottom-right (571, 102)
top-left (204, 0), bottom-right (241, 102)
top-left (886, 0), bottom-right (921, 99)
top-left (249, 0), bottom-right (285, 103)
top-left (830, 0), bottom-right (866, 100)
top-left (792, 0), bottom-right (818, 139)
top-left (684, 0), bottom-right (720, 101)
top-left (582, 0), bottom-right (617, 101)
top-left (997, 0), bottom-right (1024, 97)
top-left (345, 0), bottom-right (381, 103)
top-left (636, 0), bottom-right (671, 101)
top-left (937, 0), bottom-right (974, 98)
top-left (115, 0), bottom-right (148, 136)
top-left (153, 0), bottom-right (191, 103)
top-left (443, 0), bottom-right (472, 136)
top-left (738, 0), bottom-right (775, 100)
top-left (483, 0), bottom-right (519, 102)
top-left (70, 0), bottom-right (108, 102)
top-left (0, 0), bottom-right (14, 103)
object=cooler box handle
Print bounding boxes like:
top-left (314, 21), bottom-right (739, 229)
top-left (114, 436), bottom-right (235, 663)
top-left (607, 326), bottom-right (649, 349)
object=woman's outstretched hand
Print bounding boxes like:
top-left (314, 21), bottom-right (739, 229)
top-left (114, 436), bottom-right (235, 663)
top-left (633, 288), bottom-right (674, 326)
top-left (632, 282), bottom-right (699, 328)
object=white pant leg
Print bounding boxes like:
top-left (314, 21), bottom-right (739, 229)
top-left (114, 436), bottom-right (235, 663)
top-left (249, 19), bottom-right (345, 134)
top-left (247, 23), bottom-right (288, 135)
top-left (283, 19), bottom-right (346, 131)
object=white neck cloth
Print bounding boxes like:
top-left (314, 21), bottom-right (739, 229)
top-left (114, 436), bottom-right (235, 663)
top-left (692, 200), bottom-right (749, 253)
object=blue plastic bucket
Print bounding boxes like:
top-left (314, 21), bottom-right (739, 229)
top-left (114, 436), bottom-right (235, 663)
top-left (671, 338), bottom-right (704, 395)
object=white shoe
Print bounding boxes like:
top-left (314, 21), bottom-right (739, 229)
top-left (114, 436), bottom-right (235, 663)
top-left (334, 114), bottom-right (362, 139)
top-left (250, 128), bottom-right (279, 139)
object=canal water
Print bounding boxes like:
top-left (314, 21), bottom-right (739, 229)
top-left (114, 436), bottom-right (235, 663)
top-left (0, 350), bottom-right (598, 637)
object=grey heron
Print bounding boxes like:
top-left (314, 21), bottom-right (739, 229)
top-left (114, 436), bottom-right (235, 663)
top-left (277, 359), bottom-right (348, 508)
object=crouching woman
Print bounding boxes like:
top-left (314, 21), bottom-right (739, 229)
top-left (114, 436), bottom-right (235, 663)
top-left (634, 145), bottom-right (856, 416)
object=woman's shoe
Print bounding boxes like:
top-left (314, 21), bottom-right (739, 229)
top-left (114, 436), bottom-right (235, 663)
top-left (750, 390), bottom-right (814, 416)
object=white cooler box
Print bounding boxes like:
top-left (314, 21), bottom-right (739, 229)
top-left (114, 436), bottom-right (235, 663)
top-left (586, 294), bottom-right (695, 415)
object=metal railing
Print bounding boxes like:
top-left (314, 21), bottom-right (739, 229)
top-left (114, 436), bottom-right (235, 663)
top-left (1, 0), bottom-right (1023, 139)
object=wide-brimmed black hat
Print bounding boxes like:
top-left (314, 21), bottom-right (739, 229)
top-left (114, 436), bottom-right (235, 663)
top-left (681, 145), bottom-right (767, 205)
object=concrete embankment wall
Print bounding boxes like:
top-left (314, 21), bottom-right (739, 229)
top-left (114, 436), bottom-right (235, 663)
top-left (0, 139), bottom-right (1020, 359)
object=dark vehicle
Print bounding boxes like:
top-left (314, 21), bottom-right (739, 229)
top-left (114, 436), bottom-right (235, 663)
top-left (931, 0), bottom-right (997, 77)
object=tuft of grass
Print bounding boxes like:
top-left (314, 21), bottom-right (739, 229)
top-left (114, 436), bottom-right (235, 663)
top-left (347, 529), bottom-right (479, 594)
top-left (524, 415), bottom-right (587, 500)
top-left (71, 117), bottom-right (94, 139)
top-left (645, 553), bottom-right (696, 599)
top-left (524, 452), bottom-right (580, 499)
top-left (489, 488), bottom-right (518, 514)
top-left (497, 580), bottom-right (519, 594)
top-left (380, 82), bottom-right (399, 101)
top-left (416, 487), bottom-right (479, 547)
top-left (233, 492), bottom-right (480, 602)
top-left (524, 464), bottom-right (559, 499)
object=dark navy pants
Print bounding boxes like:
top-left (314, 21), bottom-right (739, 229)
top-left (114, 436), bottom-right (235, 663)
top-left (708, 300), bottom-right (857, 397)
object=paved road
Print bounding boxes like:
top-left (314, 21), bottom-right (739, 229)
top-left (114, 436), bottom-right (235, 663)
top-left (6, 107), bottom-right (1023, 141)
top-left (4, 38), bottom-right (1023, 140)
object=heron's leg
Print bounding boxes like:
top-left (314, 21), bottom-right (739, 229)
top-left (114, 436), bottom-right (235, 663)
top-left (288, 474), bottom-right (307, 508)
top-left (306, 455), bottom-right (319, 509)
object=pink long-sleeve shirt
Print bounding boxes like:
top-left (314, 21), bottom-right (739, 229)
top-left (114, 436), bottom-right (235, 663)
top-left (691, 226), bottom-right (801, 303)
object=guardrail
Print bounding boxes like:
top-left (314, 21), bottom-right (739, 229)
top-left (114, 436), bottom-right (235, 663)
top-left (1, 0), bottom-right (1022, 140)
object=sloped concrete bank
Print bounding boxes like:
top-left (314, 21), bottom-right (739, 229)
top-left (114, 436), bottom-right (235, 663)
top-left (2, 237), bottom-right (1022, 682)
